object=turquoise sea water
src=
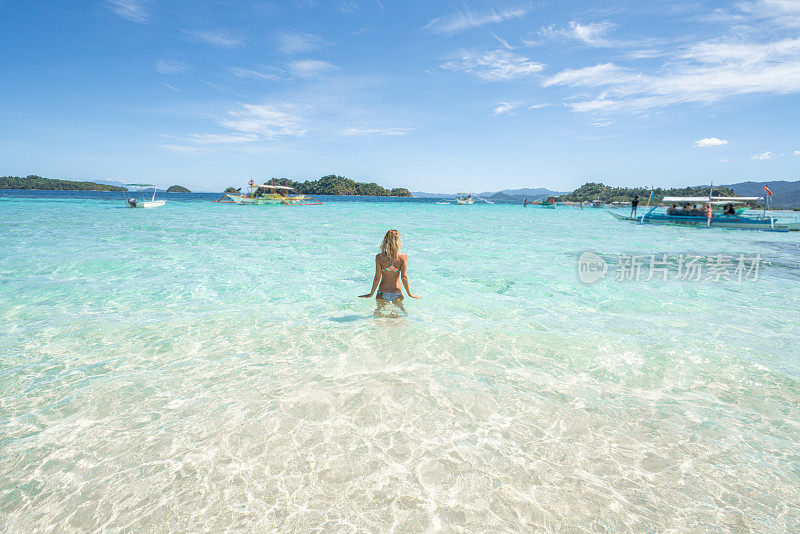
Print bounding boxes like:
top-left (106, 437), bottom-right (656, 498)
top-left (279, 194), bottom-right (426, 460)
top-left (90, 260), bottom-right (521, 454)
top-left (2, 192), bottom-right (800, 532)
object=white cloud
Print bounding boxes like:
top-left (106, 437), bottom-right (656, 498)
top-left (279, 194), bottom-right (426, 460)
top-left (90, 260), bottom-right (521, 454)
top-left (520, 37), bottom-right (543, 47)
top-left (492, 102), bottom-right (515, 115)
top-left (289, 60), bottom-right (337, 78)
top-left (230, 66), bottom-right (281, 81)
top-left (681, 37), bottom-right (800, 65)
top-left (161, 104), bottom-right (304, 152)
top-left (543, 62), bottom-right (639, 88)
top-left (187, 133), bottom-right (260, 144)
top-left (794, 149), bottom-right (800, 155)
top-left (540, 20), bottom-right (617, 47)
top-left (155, 59), bottom-right (189, 74)
top-left (491, 32), bottom-right (514, 49)
top-left (441, 49), bottom-right (544, 81)
top-left (540, 0), bottom-right (800, 114)
top-left (627, 49), bottom-right (666, 59)
top-left (106, 0), bottom-right (147, 23)
top-left (160, 82), bottom-right (180, 92)
top-left (278, 32), bottom-right (325, 54)
top-left (739, 0), bottom-right (800, 27)
top-left (340, 127), bottom-right (412, 136)
top-left (751, 151), bottom-right (774, 159)
top-left (337, 0), bottom-right (360, 14)
top-left (159, 144), bottom-right (202, 154)
top-left (424, 6), bottom-right (530, 34)
top-left (528, 103), bottom-right (549, 109)
top-left (186, 30), bottom-right (244, 48)
top-left (219, 104), bottom-right (306, 138)
top-left (694, 137), bottom-right (728, 147)
top-left (544, 37), bottom-right (800, 112)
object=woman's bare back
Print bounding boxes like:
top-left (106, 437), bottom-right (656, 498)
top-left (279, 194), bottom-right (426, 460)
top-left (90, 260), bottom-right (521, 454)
top-left (377, 253), bottom-right (406, 292)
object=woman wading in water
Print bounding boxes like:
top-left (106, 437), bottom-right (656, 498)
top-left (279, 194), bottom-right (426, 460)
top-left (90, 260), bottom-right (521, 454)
top-left (359, 230), bottom-right (421, 306)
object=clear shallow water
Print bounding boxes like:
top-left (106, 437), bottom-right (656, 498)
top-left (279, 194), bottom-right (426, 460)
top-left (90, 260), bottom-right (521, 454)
top-left (1, 192), bottom-right (800, 532)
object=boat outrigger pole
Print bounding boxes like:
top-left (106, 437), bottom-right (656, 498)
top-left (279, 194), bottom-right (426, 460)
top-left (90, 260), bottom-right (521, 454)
top-left (708, 183), bottom-right (713, 228)
top-left (640, 188), bottom-right (653, 224)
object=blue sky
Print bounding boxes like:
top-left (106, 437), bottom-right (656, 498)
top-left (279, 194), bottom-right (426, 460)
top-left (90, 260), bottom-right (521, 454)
top-left (1, 0), bottom-right (799, 192)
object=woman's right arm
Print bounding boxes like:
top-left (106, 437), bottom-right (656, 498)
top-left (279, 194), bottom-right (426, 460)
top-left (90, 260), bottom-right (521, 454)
top-left (359, 255), bottom-right (381, 298)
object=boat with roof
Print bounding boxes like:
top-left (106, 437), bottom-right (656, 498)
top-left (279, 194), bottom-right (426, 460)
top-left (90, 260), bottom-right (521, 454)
top-left (608, 187), bottom-right (800, 231)
top-left (215, 180), bottom-right (322, 205)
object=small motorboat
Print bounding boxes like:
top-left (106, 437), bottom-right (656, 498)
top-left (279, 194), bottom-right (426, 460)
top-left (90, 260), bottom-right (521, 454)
top-left (126, 184), bottom-right (166, 208)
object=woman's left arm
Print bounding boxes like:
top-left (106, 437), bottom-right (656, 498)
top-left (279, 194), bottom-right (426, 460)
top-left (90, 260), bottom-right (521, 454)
top-left (400, 256), bottom-right (421, 299)
top-left (359, 255), bottom-right (381, 298)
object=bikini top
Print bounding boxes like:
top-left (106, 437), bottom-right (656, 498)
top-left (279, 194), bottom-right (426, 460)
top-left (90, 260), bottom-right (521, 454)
top-left (381, 264), bottom-right (399, 272)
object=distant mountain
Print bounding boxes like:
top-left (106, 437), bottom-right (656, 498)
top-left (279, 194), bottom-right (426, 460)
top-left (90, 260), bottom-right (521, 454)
top-left (479, 187), bottom-right (570, 198)
top-left (722, 180), bottom-right (800, 208)
top-left (413, 187), bottom-right (568, 199)
top-left (410, 191), bottom-right (454, 198)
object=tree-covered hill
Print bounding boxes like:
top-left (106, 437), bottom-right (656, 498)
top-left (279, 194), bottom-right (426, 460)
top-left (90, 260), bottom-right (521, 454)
top-left (166, 185), bottom-right (191, 193)
top-left (0, 175), bottom-right (127, 191)
top-left (559, 182), bottom-right (737, 203)
top-left (261, 175), bottom-right (411, 197)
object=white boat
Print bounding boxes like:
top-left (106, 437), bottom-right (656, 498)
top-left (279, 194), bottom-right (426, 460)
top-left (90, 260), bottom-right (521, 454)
top-left (126, 184), bottom-right (166, 208)
top-left (457, 193), bottom-right (475, 205)
top-left (438, 192), bottom-right (493, 205)
top-left (215, 181), bottom-right (321, 206)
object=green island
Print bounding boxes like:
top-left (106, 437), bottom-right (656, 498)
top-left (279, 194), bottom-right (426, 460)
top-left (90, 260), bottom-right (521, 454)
top-left (166, 185), bottom-right (191, 193)
top-left (237, 175), bottom-right (412, 197)
top-left (1, 175), bottom-right (127, 191)
top-left (559, 182), bottom-right (737, 203)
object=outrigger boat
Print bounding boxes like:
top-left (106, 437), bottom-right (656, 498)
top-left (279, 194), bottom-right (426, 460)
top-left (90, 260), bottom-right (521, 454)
top-left (126, 184), bottom-right (166, 208)
top-left (609, 188), bottom-right (800, 232)
top-left (524, 195), bottom-right (557, 208)
top-left (215, 180), bottom-right (322, 205)
top-left (437, 192), bottom-right (494, 205)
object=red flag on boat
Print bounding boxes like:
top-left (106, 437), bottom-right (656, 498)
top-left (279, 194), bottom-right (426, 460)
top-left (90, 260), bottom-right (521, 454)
top-left (764, 185), bottom-right (773, 196)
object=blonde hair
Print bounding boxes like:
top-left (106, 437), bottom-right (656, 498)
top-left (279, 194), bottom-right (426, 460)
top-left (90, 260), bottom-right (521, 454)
top-left (380, 229), bottom-right (401, 266)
